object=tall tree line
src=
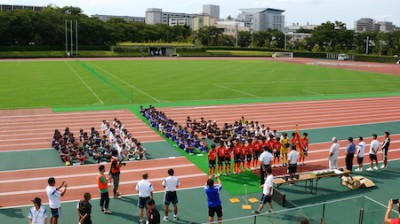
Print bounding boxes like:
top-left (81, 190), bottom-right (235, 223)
top-left (0, 6), bottom-right (399, 55)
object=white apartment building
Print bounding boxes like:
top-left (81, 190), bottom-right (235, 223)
top-left (146, 8), bottom-right (198, 25)
top-left (215, 21), bottom-right (250, 36)
top-left (238, 8), bottom-right (285, 32)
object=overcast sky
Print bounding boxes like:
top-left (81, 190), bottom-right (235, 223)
top-left (5, 0), bottom-right (400, 28)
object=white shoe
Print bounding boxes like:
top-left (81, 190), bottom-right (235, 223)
top-left (355, 168), bottom-right (360, 172)
top-left (380, 164), bottom-right (386, 169)
top-left (373, 166), bottom-right (379, 170)
top-left (163, 216), bottom-right (169, 222)
top-left (173, 215), bottom-right (178, 221)
top-left (366, 167), bottom-right (373, 171)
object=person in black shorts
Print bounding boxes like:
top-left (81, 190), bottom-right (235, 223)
top-left (146, 199), bottom-right (160, 224)
top-left (77, 193), bottom-right (92, 224)
top-left (381, 131), bottom-right (390, 169)
top-left (224, 145), bottom-right (233, 175)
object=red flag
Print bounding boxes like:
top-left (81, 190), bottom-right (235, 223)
top-left (294, 124), bottom-right (302, 151)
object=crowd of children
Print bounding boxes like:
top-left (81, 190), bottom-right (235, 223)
top-left (51, 118), bottom-right (146, 165)
top-left (141, 106), bottom-right (310, 176)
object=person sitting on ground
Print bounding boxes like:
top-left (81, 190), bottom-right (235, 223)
top-left (76, 148), bottom-right (87, 165)
top-left (60, 146), bottom-right (71, 165)
top-left (92, 145), bottom-right (103, 163)
top-left (135, 142), bottom-right (147, 160)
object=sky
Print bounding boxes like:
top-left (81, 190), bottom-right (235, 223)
top-left (4, 0), bottom-right (400, 28)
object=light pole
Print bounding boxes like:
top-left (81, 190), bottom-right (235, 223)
top-left (284, 32), bottom-right (293, 50)
top-left (235, 23), bottom-right (239, 47)
top-left (366, 36), bottom-right (369, 54)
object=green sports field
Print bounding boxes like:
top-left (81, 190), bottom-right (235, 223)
top-left (1, 59), bottom-right (400, 109)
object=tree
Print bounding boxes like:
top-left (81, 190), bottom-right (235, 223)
top-left (237, 31), bottom-right (251, 47)
top-left (193, 26), bottom-right (223, 46)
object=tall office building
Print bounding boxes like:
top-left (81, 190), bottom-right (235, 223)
top-left (238, 8), bottom-right (285, 31)
top-left (354, 18), bottom-right (374, 32)
top-left (146, 8), bottom-right (198, 25)
top-left (203, 5), bottom-right (220, 19)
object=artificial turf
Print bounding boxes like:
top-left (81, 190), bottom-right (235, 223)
top-left (1, 59), bottom-right (400, 109)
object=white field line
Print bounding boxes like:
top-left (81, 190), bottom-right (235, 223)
top-left (302, 89), bottom-right (325, 96)
top-left (64, 61), bottom-right (104, 105)
top-left (213, 84), bottom-right (261, 98)
top-left (0, 164), bottom-right (195, 184)
top-left (88, 62), bottom-right (161, 103)
top-left (0, 186), bottom-right (204, 209)
top-left (0, 173), bottom-right (206, 197)
top-left (0, 155), bottom-right (182, 173)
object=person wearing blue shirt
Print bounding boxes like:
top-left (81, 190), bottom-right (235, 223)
top-left (345, 137), bottom-right (356, 171)
top-left (204, 175), bottom-right (223, 223)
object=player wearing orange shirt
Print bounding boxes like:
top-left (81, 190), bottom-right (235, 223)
top-left (216, 142), bottom-right (225, 175)
top-left (252, 138), bottom-right (262, 169)
top-left (208, 144), bottom-right (217, 176)
top-left (299, 133), bottom-right (309, 166)
top-left (233, 140), bottom-right (242, 174)
top-left (240, 141), bottom-right (247, 172)
top-left (224, 144), bottom-right (233, 175)
top-left (246, 140), bottom-right (254, 171)
top-left (273, 137), bottom-right (282, 167)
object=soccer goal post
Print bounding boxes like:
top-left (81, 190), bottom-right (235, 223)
top-left (272, 52), bottom-right (293, 59)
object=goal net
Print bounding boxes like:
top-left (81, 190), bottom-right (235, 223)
top-left (272, 52), bottom-right (293, 59)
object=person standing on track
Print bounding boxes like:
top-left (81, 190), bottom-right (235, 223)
top-left (162, 168), bottom-right (180, 222)
top-left (97, 165), bottom-right (112, 214)
top-left (280, 133), bottom-right (290, 167)
top-left (259, 146), bottom-right (273, 186)
top-left (136, 172), bottom-right (154, 223)
top-left (345, 137), bottom-right (356, 171)
top-left (381, 131), bottom-right (391, 169)
top-left (253, 167), bottom-right (274, 214)
top-left (77, 193), bottom-right (92, 224)
top-left (109, 149), bottom-right (125, 199)
top-left (208, 144), bottom-right (217, 176)
top-left (216, 142), bottom-right (225, 175)
top-left (367, 134), bottom-right (380, 171)
top-left (46, 177), bottom-right (67, 224)
top-left (355, 137), bottom-right (366, 172)
top-left (205, 175), bottom-right (223, 224)
top-left (299, 133), bottom-right (309, 165)
top-left (328, 137), bottom-right (340, 169)
top-left (28, 197), bottom-right (47, 224)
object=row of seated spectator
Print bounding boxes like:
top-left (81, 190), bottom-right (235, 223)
top-left (52, 118), bottom-right (146, 165)
top-left (141, 106), bottom-right (208, 155)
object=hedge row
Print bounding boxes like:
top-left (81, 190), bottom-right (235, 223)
top-left (354, 54), bottom-right (399, 63)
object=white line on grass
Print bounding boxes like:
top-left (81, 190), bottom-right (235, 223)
top-left (302, 89), bottom-right (325, 96)
top-left (213, 84), bottom-right (261, 98)
top-left (64, 61), bottom-right (104, 105)
top-left (365, 196), bottom-right (399, 214)
top-left (87, 62), bottom-right (161, 103)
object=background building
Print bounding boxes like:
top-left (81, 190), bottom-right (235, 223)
top-left (237, 8), bottom-right (285, 31)
top-left (286, 22), bottom-right (319, 33)
top-left (373, 21), bottom-right (395, 32)
top-left (0, 4), bottom-right (44, 11)
top-left (354, 18), bottom-right (374, 32)
top-left (193, 15), bottom-right (217, 31)
top-left (203, 4), bottom-right (220, 20)
top-left (92, 14), bottom-right (145, 23)
top-left (215, 21), bottom-right (250, 36)
top-left (146, 8), bottom-right (198, 25)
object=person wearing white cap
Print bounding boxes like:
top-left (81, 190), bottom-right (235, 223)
top-left (328, 137), bottom-right (340, 169)
top-left (28, 197), bottom-right (48, 224)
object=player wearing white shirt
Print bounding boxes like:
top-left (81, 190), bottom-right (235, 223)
top-left (328, 137), bottom-right (340, 169)
top-left (28, 197), bottom-right (47, 224)
top-left (253, 167), bottom-right (274, 214)
top-left (288, 146), bottom-right (299, 180)
top-left (162, 169), bottom-right (180, 222)
top-left (45, 177), bottom-right (67, 224)
top-left (355, 137), bottom-right (366, 172)
top-left (259, 146), bottom-right (273, 186)
top-left (367, 134), bottom-right (380, 171)
top-left (136, 173), bottom-right (154, 223)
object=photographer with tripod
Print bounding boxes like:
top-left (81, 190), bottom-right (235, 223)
top-left (109, 150), bottom-right (126, 199)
